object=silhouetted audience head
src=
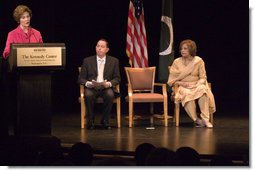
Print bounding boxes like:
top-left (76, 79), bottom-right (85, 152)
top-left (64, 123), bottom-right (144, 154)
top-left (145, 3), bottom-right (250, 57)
top-left (175, 146), bottom-right (200, 166)
top-left (145, 147), bottom-right (176, 166)
top-left (68, 142), bottom-right (93, 166)
top-left (51, 158), bottom-right (74, 166)
top-left (7, 140), bottom-right (38, 166)
top-left (94, 157), bottom-right (132, 166)
top-left (35, 139), bottom-right (64, 166)
top-left (210, 155), bottom-right (234, 166)
top-left (135, 143), bottom-right (156, 166)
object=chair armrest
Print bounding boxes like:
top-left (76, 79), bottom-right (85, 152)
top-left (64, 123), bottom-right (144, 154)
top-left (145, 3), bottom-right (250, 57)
top-left (115, 84), bottom-right (120, 92)
top-left (208, 83), bottom-right (211, 89)
top-left (173, 84), bottom-right (179, 92)
top-left (170, 84), bottom-right (179, 101)
top-left (80, 84), bottom-right (85, 99)
top-left (154, 83), bottom-right (167, 97)
top-left (126, 84), bottom-right (133, 97)
top-left (78, 67), bottom-right (85, 99)
top-left (154, 83), bottom-right (164, 87)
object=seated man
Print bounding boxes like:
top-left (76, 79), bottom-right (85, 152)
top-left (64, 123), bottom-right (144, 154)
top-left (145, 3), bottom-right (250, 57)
top-left (78, 38), bottom-right (121, 129)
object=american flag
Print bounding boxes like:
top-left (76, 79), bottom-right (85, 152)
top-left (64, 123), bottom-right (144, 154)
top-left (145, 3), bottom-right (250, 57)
top-left (126, 0), bottom-right (148, 68)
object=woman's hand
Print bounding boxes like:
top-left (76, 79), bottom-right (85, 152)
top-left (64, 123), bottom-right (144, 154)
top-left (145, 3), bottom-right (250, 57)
top-left (175, 81), bottom-right (187, 87)
top-left (175, 81), bottom-right (197, 88)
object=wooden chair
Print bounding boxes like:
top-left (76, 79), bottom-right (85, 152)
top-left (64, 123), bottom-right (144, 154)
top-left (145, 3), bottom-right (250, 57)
top-left (172, 83), bottom-right (214, 127)
top-left (78, 67), bottom-right (121, 128)
top-left (125, 67), bottom-right (168, 127)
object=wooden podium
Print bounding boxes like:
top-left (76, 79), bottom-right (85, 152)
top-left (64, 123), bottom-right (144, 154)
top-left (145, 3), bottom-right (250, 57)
top-left (9, 43), bottom-right (66, 136)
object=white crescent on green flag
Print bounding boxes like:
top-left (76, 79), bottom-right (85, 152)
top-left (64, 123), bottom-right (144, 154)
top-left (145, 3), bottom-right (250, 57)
top-left (158, 0), bottom-right (174, 86)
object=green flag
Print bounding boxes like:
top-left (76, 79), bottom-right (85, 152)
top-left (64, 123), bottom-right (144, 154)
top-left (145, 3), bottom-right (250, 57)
top-left (158, 0), bottom-right (174, 86)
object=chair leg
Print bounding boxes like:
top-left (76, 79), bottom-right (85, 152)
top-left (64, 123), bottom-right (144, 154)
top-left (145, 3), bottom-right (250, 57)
top-left (210, 113), bottom-right (213, 124)
top-left (175, 103), bottom-right (180, 127)
top-left (150, 103), bottom-right (154, 114)
top-left (173, 107), bottom-right (176, 123)
top-left (129, 101), bottom-right (133, 128)
top-left (164, 100), bottom-right (168, 127)
top-left (116, 97), bottom-right (121, 128)
top-left (81, 97), bottom-right (86, 129)
top-left (150, 103), bottom-right (154, 126)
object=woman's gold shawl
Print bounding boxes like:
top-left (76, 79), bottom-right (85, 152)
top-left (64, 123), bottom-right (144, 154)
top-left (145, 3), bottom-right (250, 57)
top-left (168, 56), bottom-right (216, 114)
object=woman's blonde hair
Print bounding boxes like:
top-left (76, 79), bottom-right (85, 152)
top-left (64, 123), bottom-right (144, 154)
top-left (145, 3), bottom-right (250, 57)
top-left (179, 39), bottom-right (197, 56)
top-left (13, 5), bottom-right (32, 23)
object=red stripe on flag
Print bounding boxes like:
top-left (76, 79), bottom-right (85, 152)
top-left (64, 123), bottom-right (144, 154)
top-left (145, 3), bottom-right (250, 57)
top-left (126, 0), bottom-right (148, 68)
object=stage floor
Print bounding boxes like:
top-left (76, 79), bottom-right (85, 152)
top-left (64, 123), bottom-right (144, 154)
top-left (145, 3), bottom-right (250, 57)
top-left (51, 111), bottom-right (249, 159)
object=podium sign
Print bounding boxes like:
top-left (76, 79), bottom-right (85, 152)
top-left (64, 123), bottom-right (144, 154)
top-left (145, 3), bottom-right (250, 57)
top-left (9, 43), bottom-right (66, 136)
top-left (17, 47), bottom-right (62, 67)
top-left (9, 43), bottom-right (66, 71)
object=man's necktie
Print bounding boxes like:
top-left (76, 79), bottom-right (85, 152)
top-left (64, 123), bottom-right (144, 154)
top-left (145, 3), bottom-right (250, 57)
top-left (97, 59), bottom-right (105, 82)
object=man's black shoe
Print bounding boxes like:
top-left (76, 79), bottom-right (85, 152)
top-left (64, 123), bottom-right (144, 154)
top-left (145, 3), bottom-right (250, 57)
top-left (100, 120), bottom-right (111, 130)
top-left (103, 125), bottom-right (111, 130)
top-left (87, 124), bottom-right (95, 130)
top-left (87, 120), bottom-right (95, 130)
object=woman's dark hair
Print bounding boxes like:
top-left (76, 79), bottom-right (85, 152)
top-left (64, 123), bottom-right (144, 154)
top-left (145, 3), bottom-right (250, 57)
top-left (179, 39), bottom-right (197, 56)
top-left (13, 5), bottom-right (32, 23)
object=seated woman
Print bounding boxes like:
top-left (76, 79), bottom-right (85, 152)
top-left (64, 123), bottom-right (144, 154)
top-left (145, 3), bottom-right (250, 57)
top-left (167, 39), bottom-right (216, 128)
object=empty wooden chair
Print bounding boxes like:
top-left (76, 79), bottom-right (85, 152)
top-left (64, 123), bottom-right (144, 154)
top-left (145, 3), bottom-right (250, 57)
top-left (125, 67), bottom-right (168, 127)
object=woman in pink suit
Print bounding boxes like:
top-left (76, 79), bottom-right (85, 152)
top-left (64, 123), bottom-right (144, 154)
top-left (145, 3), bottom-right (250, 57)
top-left (3, 4), bottom-right (43, 59)
top-left (1, 5), bottom-right (43, 135)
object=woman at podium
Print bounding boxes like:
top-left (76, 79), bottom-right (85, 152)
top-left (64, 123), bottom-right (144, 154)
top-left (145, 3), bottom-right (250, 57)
top-left (1, 5), bottom-right (43, 136)
top-left (3, 4), bottom-right (43, 58)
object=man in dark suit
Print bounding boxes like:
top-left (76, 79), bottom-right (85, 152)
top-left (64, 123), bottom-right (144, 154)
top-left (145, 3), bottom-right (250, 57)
top-left (78, 39), bottom-right (121, 129)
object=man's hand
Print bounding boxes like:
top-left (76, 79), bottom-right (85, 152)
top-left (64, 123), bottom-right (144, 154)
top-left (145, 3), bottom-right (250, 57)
top-left (86, 81), bottom-right (95, 88)
top-left (102, 81), bottom-right (111, 88)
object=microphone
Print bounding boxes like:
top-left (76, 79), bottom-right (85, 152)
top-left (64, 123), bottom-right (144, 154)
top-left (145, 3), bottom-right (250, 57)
top-left (29, 26), bottom-right (38, 43)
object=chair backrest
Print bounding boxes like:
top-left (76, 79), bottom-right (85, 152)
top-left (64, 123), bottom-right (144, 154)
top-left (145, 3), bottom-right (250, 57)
top-left (125, 67), bottom-right (156, 91)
